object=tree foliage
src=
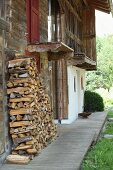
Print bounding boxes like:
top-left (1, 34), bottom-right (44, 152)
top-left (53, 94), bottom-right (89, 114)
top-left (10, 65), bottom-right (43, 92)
top-left (86, 35), bottom-right (113, 91)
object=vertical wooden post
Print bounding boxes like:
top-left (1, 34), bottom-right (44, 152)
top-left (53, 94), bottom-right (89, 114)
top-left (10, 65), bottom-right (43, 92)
top-left (50, 58), bottom-right (68, 121)
top-left (56, 59), bottom-right (68, 121)
top-left (56, 59), bottom-right (64, 120)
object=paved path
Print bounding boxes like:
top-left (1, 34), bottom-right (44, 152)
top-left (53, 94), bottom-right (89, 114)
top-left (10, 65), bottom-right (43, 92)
top-left (1, 112), bottom-right (107, 170)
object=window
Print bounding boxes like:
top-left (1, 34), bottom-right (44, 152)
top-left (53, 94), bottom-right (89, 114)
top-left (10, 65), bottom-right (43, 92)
top-left (48, 0), bottom-right (61, 42)
top-left (74, 76), bottom-right (76, 92)
top-left (81, 76), bottom-right (84, 90)
top-left (26, 0), bottom-right (40, 43)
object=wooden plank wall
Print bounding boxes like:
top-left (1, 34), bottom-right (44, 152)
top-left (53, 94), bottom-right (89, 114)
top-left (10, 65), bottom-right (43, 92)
top-left (6, 0), bottom-right (27, 50)
top-left (82, 7), bottom-right (96, 61)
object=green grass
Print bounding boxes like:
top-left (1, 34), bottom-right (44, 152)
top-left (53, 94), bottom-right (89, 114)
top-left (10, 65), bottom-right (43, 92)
top-left (104, 123), bottom-right (113, 135)
top-left (82, 110), bottom-right (113, 170)
top-left (82, 139), bottom-right (113, 170)
top-left (107, 110), bottom-right (113, 118)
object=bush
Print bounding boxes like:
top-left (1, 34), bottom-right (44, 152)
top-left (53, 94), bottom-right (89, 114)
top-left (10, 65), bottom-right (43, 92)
top-left (84, 90), bottom-right (104, 112)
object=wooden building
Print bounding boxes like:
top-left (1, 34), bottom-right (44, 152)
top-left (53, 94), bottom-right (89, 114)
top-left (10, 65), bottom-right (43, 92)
top-left (0, 0), bottom-right (112, 164)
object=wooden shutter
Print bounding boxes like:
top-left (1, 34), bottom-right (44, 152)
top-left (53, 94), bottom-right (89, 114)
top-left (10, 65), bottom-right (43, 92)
top-left (26, 0), bottom-right (40, 43)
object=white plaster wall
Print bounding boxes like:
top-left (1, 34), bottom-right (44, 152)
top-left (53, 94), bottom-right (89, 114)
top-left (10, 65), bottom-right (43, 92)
top-left (67, 66), bottom-right (78, 123)
top-left (77, 69), bottom-right (85, 113)
top-left (54, 66), bottom-right (85, 124)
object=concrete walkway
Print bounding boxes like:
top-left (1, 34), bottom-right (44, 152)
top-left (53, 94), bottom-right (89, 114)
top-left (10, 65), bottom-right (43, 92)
top-left (1, 112), bottom-right (107, 170)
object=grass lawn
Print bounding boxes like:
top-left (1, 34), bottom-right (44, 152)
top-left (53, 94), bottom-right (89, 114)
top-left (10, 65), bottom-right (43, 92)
top-left (104, 123), bottom-right (113, 135)
top-left (82, 110), bottom-right (113, 170)
top-left (107, 110), bottom-right (113, 118)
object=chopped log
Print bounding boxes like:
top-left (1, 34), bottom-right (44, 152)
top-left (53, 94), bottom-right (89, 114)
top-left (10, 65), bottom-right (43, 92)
top-left (10, 93), bottom-right (21, 98)
top-left (17, 102), bottom-right (24, 108)
top-left (7, 87), bottom-right (31, 94)
top-left (10, 115), bottom-right (16, 122)
top-left (10, 125), bottom-right (37, 134)
top-left (13, 136), bottom-right (33, 145)
top-left (7, 78), bottom-right (35, 88)
top-left (7, 81), bottom-right (13, 87)
top-left (9, 108), bottom-right (32, 116)
top-left (14, 145), bottom-right (32, 150)
top-left (9, 69), bottom-right (29, 74)
top-left (10, 121), bottom-right (31, 127)
top-left (26, 140), bottom-right (35, 145)
top-left (6, 155), bottom-right (30, 164)
top-left (9, 97), bottom-right (33, 103)
top-left (23, 115), bottom-right (33, 121)
top-left (19, 73), bottom-right (29, 78)
top-left (11, 151), bottom-right (18, 155)
top-left (16, 115), bottom-right (23, 121)
top-left (27, 148), bottom-right (37, 154)
top-left (8, 58), bottom-right (32, 68)
top-left (18, 134), bottom-right (26, 138)
top-left (9, 102), bottom-right (16, 109)
top-left (12, 134), bottom-right (18, 139)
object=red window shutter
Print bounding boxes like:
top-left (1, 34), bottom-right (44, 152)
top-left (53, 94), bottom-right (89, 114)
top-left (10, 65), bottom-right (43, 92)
top-left (26, 0), bottom-right (40, 43)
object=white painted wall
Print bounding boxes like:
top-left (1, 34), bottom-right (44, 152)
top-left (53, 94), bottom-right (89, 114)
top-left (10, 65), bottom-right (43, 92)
top-left (61, 66), bottom-right (85, 124)
top-left (54, 66), bottom-right (85, 124)
top-left (77, 69), bottom-right (85, 113)
top-left (67, 66), bottom-right (78, 123)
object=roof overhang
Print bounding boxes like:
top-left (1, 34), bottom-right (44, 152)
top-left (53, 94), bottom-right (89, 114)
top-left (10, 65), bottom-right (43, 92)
top-left (68, 53), bottom-right (97, 71)
top-left (86, 0), bottom-right (111, 13)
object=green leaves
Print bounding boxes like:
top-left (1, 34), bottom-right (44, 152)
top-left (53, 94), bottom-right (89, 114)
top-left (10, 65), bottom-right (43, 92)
top-left (86, 34), bottom-right (113, 91)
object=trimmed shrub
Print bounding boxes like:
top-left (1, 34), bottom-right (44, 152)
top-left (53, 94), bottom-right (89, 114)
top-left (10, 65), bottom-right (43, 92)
top-left (84, 90), bottom-right (104, 112)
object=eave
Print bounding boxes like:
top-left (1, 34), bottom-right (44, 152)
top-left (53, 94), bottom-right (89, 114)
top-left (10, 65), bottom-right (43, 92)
top-left (85, 0), bottom-right (111, 13)
top-left (68, 53), bottom-right (96, 71)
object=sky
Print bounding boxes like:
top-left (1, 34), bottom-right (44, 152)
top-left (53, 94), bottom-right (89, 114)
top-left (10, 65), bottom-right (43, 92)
top-left (96, 10), bottom-right (113, 37)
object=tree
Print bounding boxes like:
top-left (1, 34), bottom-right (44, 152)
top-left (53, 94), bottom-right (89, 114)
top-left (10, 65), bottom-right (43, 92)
top-left (86, 35), bottom-right (113, 91)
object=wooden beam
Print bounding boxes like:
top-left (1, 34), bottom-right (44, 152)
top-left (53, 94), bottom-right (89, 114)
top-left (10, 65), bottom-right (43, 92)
top-left (27, 42), bottom-right (73, 53)
top-left (91, 1), bottom-right (110, 9)
top-left (92, 5), bottom-right (110, 13)
top-left (88, 0), bottom-right (111, 13)
top-left (63, 0), bottom-right (81, 21)
top-left (48, 51), bottom-right (74, 61)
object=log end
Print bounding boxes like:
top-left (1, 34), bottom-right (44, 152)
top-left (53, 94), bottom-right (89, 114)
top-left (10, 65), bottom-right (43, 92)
top-left (6, 154), bottom-right (30, 164)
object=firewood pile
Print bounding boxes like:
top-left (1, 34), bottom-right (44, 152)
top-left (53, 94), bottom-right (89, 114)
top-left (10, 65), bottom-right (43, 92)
top-left (7, 57), bottom-right (57, 163)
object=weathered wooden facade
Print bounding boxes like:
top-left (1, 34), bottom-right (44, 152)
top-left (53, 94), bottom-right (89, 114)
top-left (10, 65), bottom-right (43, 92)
top-left (0, 0), bottom-right (112, 164)
top-left (26, 0), bottom-right (111, 123)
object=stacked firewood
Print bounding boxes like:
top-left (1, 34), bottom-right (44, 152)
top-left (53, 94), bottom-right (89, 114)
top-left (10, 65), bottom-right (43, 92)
top-left (7, 57), bottom-right (57, 163)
